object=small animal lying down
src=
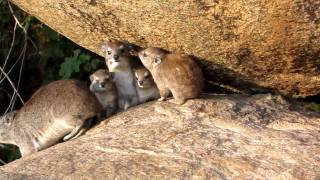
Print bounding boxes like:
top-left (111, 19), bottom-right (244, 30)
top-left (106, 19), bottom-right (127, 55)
top-left (0, 80), bottom-right (102, 156)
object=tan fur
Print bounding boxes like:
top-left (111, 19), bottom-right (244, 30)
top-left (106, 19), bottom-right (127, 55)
top-left (138, 47), bottom-right (204, 104)
top-left (101, 40), bottom-right (139, 110)
top-left (134, 66), bottom-right (160, 103)
top-left (0, 80), bottom-right (102, 156)
top-left (90, 69), bottom-right (118, 117)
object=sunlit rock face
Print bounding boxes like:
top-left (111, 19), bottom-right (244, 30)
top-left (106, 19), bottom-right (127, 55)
top-left (10, 0), bottom-right (320, 97)
top-left (1, 94), bottom-right (319, 179)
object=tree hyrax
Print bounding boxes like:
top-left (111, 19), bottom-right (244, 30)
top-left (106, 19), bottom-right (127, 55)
top-left (102, 40), bottom-right (139, 110)
top-left (90, 69), bottom-right (118, 117)
top-left (138, 47), bottom-right (204, 104)
top-left (134, 66), bottom-right (160, 103)
top-left (0, 80), bottom-right (102, 156)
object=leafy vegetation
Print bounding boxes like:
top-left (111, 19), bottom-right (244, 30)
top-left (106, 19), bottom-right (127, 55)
top-left (0, 0), bottom-right (104, 164)
top-left (59, 49), bottom-right (102, 80)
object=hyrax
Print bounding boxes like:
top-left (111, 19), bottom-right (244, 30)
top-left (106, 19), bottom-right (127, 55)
top-left (134, 66), bottom-right (160, 103)
top-left (138, 47), bottom-right (204, 104)
top-left (102, 40), bottom-right (139, 110)
top-left (0, 80), bottom-right (102, 156)
top-left (90, 69), bottom-right (117, 117)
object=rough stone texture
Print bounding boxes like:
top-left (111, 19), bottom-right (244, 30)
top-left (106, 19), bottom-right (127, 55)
top-left (0, 94), bottom-right (319, 179)
top-left (9, 0), bottom-right (320, 97)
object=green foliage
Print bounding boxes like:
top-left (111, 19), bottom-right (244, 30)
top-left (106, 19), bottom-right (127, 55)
top-left (59, 49), bottom-right (102, 79)
top-left (0, 144), bottom-right (21, 165)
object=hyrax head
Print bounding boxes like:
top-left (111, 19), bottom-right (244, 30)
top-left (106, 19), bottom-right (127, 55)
top-left (0, 111), bottom-right (17, 144)
top-left (134, 67), bottom-right (155, 89)
top-left (101, 40), bottom-right (133, 72)
top-left (90, 69), bottom-right (113, 93)
top-left (138, 47), bottom-right (169, 71)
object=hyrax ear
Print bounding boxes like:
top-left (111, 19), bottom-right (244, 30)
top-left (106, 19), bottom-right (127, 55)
top-left (126, 43), bottom-right (143, 56)
top-left (89, 75), bottom-right (94, 82)
top-left (154, 57), bottom-right (162, 65)
top-left (101, 44), bottom-right (108, 53)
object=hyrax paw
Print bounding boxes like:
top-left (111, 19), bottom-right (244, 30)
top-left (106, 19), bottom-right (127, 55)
top-left (158, 97), bottom-right (166, 102)
top-left (169, 98), bottom-right (186, 105)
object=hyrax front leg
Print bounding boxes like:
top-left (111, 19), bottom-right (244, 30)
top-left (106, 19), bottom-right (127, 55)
top-left (158, 87), bottom-right (170, 102)
top-left (123, 96), bottom-right (139, 110)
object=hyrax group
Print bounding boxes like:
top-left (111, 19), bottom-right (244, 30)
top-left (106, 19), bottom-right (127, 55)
top-left (0, 40), bottom-right (204, 157)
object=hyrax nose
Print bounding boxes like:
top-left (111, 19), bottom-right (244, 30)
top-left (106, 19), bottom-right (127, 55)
top-left (139, 81), bottom-right (144, 85)
top-left (100, 82), bottom-right (106, 88)
top-left (114, 55), bottom-right (119, 61)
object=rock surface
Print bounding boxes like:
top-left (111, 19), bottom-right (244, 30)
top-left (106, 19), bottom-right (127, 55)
top-left (1, 94), bottom-right (319, 179)
top-left (9, 0), bottom-right (320, 96)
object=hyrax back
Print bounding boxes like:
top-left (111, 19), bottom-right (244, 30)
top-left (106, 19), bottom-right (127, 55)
top-left (134, 66), bottom-right (160, 103)
top-left (0, 80), bottom-right (102, 156)
top-left (102, 40), bottom-right (139, 110)
top-left (138, 47), bottom-right (204, 104)
top-left (90, 69), bottom-right (117, 117)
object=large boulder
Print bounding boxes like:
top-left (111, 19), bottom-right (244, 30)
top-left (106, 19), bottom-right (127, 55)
top-left (9, 0), bottom-right (320, 97)
top-left (1, 95), bottom-right (319, 179)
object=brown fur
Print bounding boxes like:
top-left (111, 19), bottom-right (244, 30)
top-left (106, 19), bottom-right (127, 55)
top-left (138, 47), bottom-right (204, 104)
top-left (134, 66), bottom-right (160, 102)
top-left (0, 80), bottom-right (102, 156)
top-left (101, 40), bottom-right (140, 110)
top-left (90, 69), bottom-right (118, 117)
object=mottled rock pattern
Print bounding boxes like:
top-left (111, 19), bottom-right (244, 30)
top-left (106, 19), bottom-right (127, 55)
top-left (9, 0), bottom-right (320, 96)
top-left (1, 94), bottom-right (319, 179)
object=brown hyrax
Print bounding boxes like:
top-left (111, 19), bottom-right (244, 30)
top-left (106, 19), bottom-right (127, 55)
top-left (0, 80), bottom-right (102, 156)
top-left (134, 66), bottom-right (160, 103)
top-left (90, 69), bottom-right (117, 117)
top-left (102, 40), bottom-right (139, 110)
top-left (138, 47), bottom-right (204, 104)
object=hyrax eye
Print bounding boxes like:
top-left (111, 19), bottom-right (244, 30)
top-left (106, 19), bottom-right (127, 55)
top-left (5, 118), bottom-right (10, 124)
top-left (120, 48), bottom-right (125, 53)
top-left (107, 51), bottom-right (112, 55)
top-left (143, 52), bottom-right (147, 57)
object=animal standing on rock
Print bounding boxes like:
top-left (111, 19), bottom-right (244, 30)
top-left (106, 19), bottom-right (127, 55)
top-left (90, 69), bottom-right (118, 117)
top-left (139, 47), bottom-right (204, 104)
top-left (0, 80), bottom-right (102, 156)
top-left (102, 40), bottom-right (139, 110)
top-left (134, 66), bottom-right (160, 103)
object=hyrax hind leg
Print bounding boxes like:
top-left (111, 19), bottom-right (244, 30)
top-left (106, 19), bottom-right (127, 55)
top-left (63, 116), bottom-right (93, 141)
top-left (169, 98), bottom-right (186, 105)
top-left (170, 90), bottom-right (187, 105)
